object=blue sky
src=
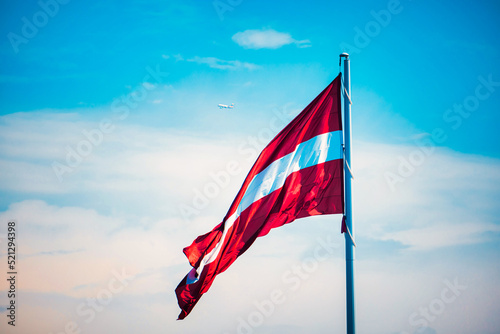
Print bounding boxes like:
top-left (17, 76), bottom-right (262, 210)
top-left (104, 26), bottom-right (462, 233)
top-left (1, 0), bottom-right (499, 333)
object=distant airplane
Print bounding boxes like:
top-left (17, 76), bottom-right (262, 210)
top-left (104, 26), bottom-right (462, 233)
top-left (218, 103), bottom-right (235, 109)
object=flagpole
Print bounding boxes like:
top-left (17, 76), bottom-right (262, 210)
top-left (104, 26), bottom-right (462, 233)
top-left (340, 52), bottom-right (355, 334)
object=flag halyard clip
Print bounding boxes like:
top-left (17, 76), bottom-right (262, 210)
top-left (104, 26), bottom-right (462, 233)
top-left (344, 87), bottom-right (352, 105)
top-left (341, 216), bottom-right (356, 247)
top-left (343, 146), bottom-right (354, 179)
top-left (340, 76), bottom-right (352, 105)
top-left (345, 157), bottom-right (354, 179)
top-left (345, 222), bottom-right (357, 248)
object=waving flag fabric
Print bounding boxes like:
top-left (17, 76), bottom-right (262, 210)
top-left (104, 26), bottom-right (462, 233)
top-left (176, 74), bottom-right (344, 319)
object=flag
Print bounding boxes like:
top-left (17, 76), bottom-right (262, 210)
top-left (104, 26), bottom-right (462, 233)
top-left (175, 73), bottom-right (344, 319)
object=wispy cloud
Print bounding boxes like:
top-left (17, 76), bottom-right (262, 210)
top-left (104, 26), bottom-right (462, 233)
top-left (0, 199), bottom-right (187, 298)
top-left (162, 53), bottom-right (184, 61)
top-left (232, 28), bottom-right (311, 49)
top-left (3, 110), bottom-right (500, 253)
top-left (187, 56), bottom-right (260, 70)
top-left (379, 222), bottom-right (500, 251)
top-left (1, 104), bottom-right (500, 333)
top-left (353, 140), bottom-right (500, 251)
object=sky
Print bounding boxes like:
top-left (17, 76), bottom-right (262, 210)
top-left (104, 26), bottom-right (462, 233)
top-left (0, 0), bottom-right (499, 333)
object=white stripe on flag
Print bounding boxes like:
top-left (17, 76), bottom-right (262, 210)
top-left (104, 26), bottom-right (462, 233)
top-left (190, 130), bottom-right (343, 280)
top-left (239, 130), bottom-right (343, 214)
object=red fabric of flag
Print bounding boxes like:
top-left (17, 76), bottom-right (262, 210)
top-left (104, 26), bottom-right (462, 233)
top-left (176, 74), bottom-right (344, 319)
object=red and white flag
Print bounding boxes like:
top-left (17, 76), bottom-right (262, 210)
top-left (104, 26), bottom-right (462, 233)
top-left (176, 74), bottom-right (344, 319)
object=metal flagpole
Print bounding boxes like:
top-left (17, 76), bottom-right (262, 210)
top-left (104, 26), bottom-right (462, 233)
top-left (340, 52), bottom-right (355, 334)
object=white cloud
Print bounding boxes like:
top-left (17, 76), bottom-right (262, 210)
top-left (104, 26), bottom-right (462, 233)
top-left (352, 140), bottom-right (500, 250)
top-left (173, 53), bottom-right (184, 61)
top-left (1, 96), bottom-right (500, 333)
top-left (379, 222), bottom-right (500, 251)
top-left (141, 82), bottom-right (156, 90)
top-left (2, 111), bottom-right (500, 252)
top-left (187, 56), bottom-right (260, 70)
top-left (162, 53), bottom-right (260, 70)
top-left (0, 199), bottom-right (193, 298)
top-left (232, 28), bottom-right (311, 49)
top-left (0, 112), bottom-right (254, 223)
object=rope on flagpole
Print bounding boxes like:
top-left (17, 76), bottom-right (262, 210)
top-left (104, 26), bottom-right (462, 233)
top-left (344, 151), bottom-right (354, 180)
top-left (344, 219), bottom-right (357, 248)
top-left (344, 87), bottom-right (352, 105)
top-left (341, 79), bottom-right (355, 246)
top-left (340, 76), bottom-right (353, 105)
